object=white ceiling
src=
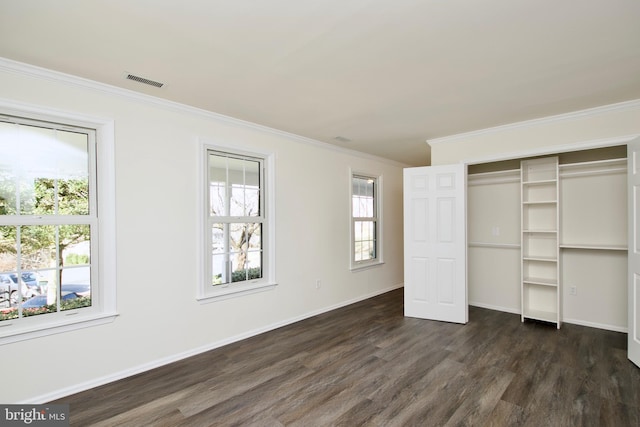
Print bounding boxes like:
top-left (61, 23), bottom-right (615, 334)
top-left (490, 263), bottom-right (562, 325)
top-left (1, 0), bottom-right (639, 166)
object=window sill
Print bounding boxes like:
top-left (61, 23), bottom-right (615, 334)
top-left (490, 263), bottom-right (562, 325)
top-left (197, 281), bottom-right (278, 303)
top-left (0, 311), bottom-right (119, 346)
top-left (350, 260), bottom-right (385, 272)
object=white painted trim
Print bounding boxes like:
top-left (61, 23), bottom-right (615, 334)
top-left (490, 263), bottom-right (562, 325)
top-left (0, 57), bottom-right (408, 168)
top-left (469, 303), bottom-right (627, 333)
top-left (349, 168), bottom-right (384, 271)
top-left (469, 302), bottom-right (520, 315)
top-left (0, 313), bottom-right (118, 346)
top-left (22, 283), bottom-right (404, 404)
top-left (427, 99), bottom-right (640, 146)
top-left (0, 99), bottom-right (118, 345)
top-left (563, 318), bottom-right (628, 333)
top-left (197, 139), bottom-right (277, 301)
top-left (197, 283), bottom-right (278, 304)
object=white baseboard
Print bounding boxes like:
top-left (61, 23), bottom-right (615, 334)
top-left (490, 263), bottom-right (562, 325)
top-left (470, 302), bottom-right (628, 333)
top-left (562, 318), bottom-right (628, 333)
top-left (469, 301), bottom-right (520, 315)
top-left (25, 283), bottom-right (403, 404)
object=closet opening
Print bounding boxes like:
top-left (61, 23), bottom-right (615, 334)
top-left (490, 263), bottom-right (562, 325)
top-left (467, 145), bottom-right (627, 331)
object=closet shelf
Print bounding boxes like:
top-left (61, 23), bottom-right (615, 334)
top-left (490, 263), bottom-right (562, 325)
top-left (560, 244), bottom-right (627, 251)
top-left (523, 200), bottom-right (557, 205)
top-left (559, 158), bottom-right (626, 169)
top-left (523, 309), bottom-right (558, 323)
top-left (559, 158), bottom-right (627, 178)
top-left (523, 229), bottom-right (557, 234)
top-left (522, 179), bottom-right (557, 186)
top-left (468, 242), bottom-right (521, 249)
top-left (468, 169), bottom-right (521, 185)
top-left (523, 256), bottom-right (558, 262)
top-left (523, 277), bottom-right (558, 287)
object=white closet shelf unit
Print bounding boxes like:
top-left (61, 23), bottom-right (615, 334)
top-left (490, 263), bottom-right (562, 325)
top-left (521, 157), bottom-right (560, 328)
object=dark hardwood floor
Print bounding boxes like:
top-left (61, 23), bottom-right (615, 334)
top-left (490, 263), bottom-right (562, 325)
top-left (54, 289), bottom-right (640, 426)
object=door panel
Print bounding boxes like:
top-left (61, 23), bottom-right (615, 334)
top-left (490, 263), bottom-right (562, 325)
top-left (404, 164), bottom-right (467, 323)
top-left (628, 138), bottom-right (640, 367)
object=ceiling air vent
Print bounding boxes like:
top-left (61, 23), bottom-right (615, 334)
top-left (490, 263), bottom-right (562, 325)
top-left (125, 73), bottom-right (165, 88)
top-left (334, 136), bottom-right (352, 143)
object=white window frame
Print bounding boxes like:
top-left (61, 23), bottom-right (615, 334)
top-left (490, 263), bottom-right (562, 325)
top-left (0, 100), bottom-right (117, 345)
top-left (198, 140), bottom-right (276, 302)
top-left (350, 169), bottom-right (384, 270)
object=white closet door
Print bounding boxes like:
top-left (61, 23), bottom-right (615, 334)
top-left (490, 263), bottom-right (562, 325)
top-left (403, 164), bottom-right (467, 323)
top-left (628, 137), bottom-right (640, 368)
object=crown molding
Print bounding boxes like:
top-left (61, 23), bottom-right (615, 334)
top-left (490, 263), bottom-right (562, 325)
top-left (0, 57), bottom-right (407, 168)
top-left (427, 99), bottom-right (640, 146)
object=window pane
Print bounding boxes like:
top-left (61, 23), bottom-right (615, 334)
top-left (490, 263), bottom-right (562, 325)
top-left (21, 293), bottom-right (57, 318)
top-left (0, 226), bottom-right (17, 314)
top-left (233, 184), bottom-right (259, 217)
top-left (55, 130), bottom-right (90, 215)
top-left (0, 170), bottom-right (17, 215)
top-left (0, 123), bottom-right (89, 216)
top-left (229, 223), bottom-right (260, 275)
top-left (211, 223), bottom-right (225, 254)
top-left (60, 266), bottom-right (92, 312)
top-left (209, 154), bottom-right (228, 216)
top-left (211, 222), bottom-right (262, 286)
top-left (210, 153), bottom-right (261, 218)
top-left (56, 178), bottom-right (90, 215)
top-left (22, 270), bottom-right (49, 298)
top-left (0, 225), bottom-right (17, 271)
top-left (60, 224), bottom-right (91, 266)
top-left (229, 158), bottom-right (260, 217)
top-left (352, 176), bottom-right (374, 218)
top-left (20, 225), bottom-right (56, 271)
top-left (243, 159), bottom-right (260, 217)
top-left (0, 122), bottom-right (18, 215)
top-left (211, 222), bottom-right (230, 285)
top-left (245, 225), bottom-right (262, 277)
top-left (212, 253), bottom-right (228, 285)
top-left (354, 220), bottom-right (376, 261)
top-left (209, 182), bottom-right (226, 216)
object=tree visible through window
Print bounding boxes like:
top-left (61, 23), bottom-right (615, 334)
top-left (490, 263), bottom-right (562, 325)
top-left (208, 151), bottom-right (263, 285)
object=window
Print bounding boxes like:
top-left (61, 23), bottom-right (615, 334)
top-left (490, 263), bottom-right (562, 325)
top-left (0, 107), bottom-right (116, 344)
top-left (200, 145), bottom-right (275, 301)
top-left (351, 172), bottom-right (382, 269)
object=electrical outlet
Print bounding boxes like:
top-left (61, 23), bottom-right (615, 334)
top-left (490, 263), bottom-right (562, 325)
top-left (315, 279), bottom-right (321, 289)
top-left (570, 286), bottom-right (577, 296)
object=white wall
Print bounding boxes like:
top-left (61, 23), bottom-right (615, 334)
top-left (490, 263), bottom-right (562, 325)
top-left (0, 60), bottom-right (405, 403)
top-left (467, 174), bottom-right (521, 313)
top-left (429, 100), bottom-right (640, 166)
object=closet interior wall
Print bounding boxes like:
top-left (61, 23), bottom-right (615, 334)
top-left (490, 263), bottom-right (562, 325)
top-left (467, 145), bottom-right (628, 331)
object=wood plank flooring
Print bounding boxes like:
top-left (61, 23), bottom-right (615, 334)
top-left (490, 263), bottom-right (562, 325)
top-left (53, 289), bottom-right (640, 426)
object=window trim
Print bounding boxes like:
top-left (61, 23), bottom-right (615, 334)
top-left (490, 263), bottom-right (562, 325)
top-left (349, 169), bottom-right (384, 271)
top-left (197, 140), bottom-right (276, 303)
top-left (0, 99), bottom-right (118, 345)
